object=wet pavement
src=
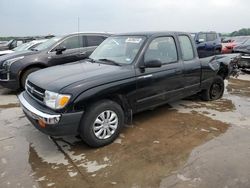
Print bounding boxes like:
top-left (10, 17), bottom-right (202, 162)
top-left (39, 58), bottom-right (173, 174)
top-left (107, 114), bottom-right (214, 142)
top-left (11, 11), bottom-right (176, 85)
top-left (0, 73), bottom-right (250, 188)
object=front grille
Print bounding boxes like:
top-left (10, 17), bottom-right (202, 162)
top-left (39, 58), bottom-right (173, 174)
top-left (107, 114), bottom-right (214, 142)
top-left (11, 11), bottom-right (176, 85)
top-left (26, 80), bottom-right (45, 102)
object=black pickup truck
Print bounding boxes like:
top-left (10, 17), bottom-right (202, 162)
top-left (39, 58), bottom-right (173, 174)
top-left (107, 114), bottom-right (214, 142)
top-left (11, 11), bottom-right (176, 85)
top-left (18, 32), bottom-right (240, 147)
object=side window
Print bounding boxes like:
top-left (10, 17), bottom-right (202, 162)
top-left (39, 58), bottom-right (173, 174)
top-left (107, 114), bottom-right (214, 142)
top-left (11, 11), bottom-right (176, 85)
top-left (16, 41), bottom-right (23, 46)
top-left (178, 35), bottom-right (195, 61)
top-left (198, 33), bottom-right (206, 42)
top-left (144, 37), bottom-right (178, 64)
top-left (87, 36), bottom-right (106, 47)
top-left (60, 36), bottom-right (83, 50)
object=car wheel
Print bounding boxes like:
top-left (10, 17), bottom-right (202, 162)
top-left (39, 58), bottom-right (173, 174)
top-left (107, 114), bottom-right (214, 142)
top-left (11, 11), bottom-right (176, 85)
top-left (80, 100), bottom-right (124, 147)
top-left (21, 67), bottom-right (41, 89)
top-left (201, 76), bottom-right (224, 101)
top-left (215, 49), bottom-right (221, 55)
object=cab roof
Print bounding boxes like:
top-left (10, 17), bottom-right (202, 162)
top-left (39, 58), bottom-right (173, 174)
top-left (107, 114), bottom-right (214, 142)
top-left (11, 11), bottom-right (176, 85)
top-left (115, 31), bottom-right (190, 37)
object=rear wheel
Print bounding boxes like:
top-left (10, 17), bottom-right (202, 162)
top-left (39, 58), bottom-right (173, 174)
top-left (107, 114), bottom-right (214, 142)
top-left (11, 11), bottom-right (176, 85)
top-left (79, 100), bottom-right (124, 147)
top-left (201, 76), bottom-right (224, 101)
top-left (21, 67), bottom-right (41, 89)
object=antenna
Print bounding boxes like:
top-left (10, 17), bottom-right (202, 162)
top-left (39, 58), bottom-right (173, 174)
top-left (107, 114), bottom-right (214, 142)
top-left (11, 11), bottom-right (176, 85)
top-left (77, 16), bottom-right (80, 53)
top-left (78, 16), bottom-right (80, 33)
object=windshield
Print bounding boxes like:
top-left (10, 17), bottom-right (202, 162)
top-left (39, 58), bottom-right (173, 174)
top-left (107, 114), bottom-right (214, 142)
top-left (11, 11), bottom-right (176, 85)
top-left (90, 36), bottom-right (146, 65)
top-left (6, 39), bottom-right (14, 46)
top-left (34, 36), bottom-right (61, 51)
top-left (13, 41), bottom-right (34, 51)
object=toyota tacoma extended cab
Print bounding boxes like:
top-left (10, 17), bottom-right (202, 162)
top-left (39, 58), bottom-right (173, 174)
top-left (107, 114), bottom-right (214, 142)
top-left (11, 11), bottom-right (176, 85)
top-left (18, 32), bottom-right (240, 147)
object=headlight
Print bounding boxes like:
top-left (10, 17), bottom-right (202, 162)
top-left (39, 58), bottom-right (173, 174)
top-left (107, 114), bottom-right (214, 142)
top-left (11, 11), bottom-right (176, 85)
top-left (44, 90), bottom-right (71, 109)
top-left (2, 56), bottom-right (24, 68)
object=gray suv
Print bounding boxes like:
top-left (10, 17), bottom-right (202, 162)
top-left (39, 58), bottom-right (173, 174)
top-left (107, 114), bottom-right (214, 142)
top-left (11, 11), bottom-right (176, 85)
top-left (0, 32), bottom-right (110, 90)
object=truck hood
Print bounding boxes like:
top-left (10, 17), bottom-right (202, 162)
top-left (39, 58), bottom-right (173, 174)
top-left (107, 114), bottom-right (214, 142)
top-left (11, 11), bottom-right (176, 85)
top-left (28, 60), bottom-right (135, 93)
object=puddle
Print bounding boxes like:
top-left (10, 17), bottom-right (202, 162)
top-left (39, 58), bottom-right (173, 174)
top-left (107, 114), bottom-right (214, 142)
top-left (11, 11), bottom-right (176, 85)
top-left (227, 78), bottom-right (250, 97)
top-left (23, 106), bottom-right (228, 188)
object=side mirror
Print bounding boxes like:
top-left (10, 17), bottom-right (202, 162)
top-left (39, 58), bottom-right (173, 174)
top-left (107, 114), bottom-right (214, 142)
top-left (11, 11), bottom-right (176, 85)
top-left (144, 60), bottom-right (162, 68)
top-left (55, 46), bottom-right (66, 54)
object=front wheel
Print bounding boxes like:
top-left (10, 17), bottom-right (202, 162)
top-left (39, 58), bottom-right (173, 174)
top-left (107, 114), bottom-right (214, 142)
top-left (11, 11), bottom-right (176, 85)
top-left (79, 100), bottom-right (124, 147)
top-left (201, 76), bottom-right (224, 101)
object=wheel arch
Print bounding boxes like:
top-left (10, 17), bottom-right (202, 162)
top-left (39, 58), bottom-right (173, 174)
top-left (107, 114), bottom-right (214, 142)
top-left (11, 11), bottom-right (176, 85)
top-left (19, 63), bottom-right (47, 86)
top-left (74, 93), bottom-right (133, 125)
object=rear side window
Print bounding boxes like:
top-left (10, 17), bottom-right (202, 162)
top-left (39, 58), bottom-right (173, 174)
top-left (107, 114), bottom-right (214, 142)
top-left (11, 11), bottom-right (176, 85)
top-left (60, 36), bottom-right (84, 50)
top-left (178, 35), bottom-right (195, 61)
top-left (144, 37), bottom-right (178, 64)
top-left (87, 36), bottom-right (106, 46)
top-left (207, 33), bottom-right (217, 41)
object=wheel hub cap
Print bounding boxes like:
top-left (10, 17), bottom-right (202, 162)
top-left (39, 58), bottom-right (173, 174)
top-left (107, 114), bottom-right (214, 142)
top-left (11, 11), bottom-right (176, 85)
top-left (93, 110), bottom-right (118, 140)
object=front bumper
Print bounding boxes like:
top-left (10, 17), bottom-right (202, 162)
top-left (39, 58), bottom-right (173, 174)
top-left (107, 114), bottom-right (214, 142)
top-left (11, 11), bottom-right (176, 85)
top-left (238, 55), bottom-right (250, 68)
top-left (18, 92), bottom-right (83, 136)
top-left (0, 69), bottom-right (19, 90)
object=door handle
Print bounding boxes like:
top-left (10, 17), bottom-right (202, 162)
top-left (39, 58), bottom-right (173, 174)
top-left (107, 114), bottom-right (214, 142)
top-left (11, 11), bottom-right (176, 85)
top-left (175, 69), bottom-right (182, 74)
top-left (138, 74), bottom-right (153, 79)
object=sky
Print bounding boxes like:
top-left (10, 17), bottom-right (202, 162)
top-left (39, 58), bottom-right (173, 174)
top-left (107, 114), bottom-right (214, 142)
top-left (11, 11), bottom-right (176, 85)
top-left (0, 0), bottom-right (249, 36)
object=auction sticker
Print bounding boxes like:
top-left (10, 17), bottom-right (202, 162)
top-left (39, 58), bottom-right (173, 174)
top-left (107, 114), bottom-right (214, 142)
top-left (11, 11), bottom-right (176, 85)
top-left (126, 38), bottom-right (142, 43)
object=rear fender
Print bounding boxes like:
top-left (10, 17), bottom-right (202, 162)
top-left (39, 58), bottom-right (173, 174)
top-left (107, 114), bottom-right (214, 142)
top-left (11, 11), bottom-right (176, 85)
top-left (201, 54), bottom-right (241, 80)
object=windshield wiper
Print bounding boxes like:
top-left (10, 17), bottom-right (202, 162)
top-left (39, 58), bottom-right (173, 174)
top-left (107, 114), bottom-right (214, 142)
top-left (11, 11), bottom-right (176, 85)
top-left (87, 57), bottom-right (96, 63)
top-left (97, 58), bottom-right (121, 66)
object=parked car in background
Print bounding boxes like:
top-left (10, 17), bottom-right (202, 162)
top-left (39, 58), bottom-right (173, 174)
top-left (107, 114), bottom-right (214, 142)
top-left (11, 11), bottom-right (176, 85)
top-left (222, 36), bottom-right (250, 54)
top-left (191, 32), bottom-right (222, 58)
top-left (0, 37), bottom-right (35, 51)
top-left (18, 31), bottom-right (240, 147)
top-left (0, 39), bottom-right (47, 56)
top-left (233, 38), bottom-right (250, 69)
top-left (0, 32), bottom-right (110, 90)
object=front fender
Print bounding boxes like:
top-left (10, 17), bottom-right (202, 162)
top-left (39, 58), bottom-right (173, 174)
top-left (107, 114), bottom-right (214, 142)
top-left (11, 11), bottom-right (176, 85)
top-left (69, 78), bottom-right (137, 112)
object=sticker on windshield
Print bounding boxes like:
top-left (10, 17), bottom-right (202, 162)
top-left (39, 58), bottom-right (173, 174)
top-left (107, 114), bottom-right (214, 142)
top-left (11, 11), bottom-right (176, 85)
top-left (125, 38), bottom-right (142, 44)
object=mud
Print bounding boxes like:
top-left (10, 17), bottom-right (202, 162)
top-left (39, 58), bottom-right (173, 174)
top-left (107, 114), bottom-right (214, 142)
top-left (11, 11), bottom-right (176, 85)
top-left (0, 103), bottom-right (20, 109)
top-left (0, 74), bottom-right (250, 188)
top-left (227, 78), bottom-right (250, 97)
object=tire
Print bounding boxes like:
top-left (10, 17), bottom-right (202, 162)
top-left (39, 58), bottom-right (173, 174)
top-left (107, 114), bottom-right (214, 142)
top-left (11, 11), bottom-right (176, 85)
top-left (21, 67), bottom-right (41, 89)
top-left (215, 49), bottom-right (221, 55)
top-left (80, 100), bottom-right (124, 148)
top-left (201, 76), bottom-right (224, 101)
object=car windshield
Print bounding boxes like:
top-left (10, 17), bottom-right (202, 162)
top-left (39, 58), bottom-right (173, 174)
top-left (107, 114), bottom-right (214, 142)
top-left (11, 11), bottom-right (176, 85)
top-left (13, 41), bottom-right (35, 51)
top-left (34, 36), bottom-right (61, 51)
top-left (6, 39), bottom-right (14, 46)
top-left (90, 36), bottom-right (146, 65)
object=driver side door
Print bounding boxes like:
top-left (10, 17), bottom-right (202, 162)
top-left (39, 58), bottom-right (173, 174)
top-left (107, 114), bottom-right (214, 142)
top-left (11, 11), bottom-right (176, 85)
top-left (135, 36), bottom-right (184, 112)
top-left (47, 35), bottom-right (87, 66)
